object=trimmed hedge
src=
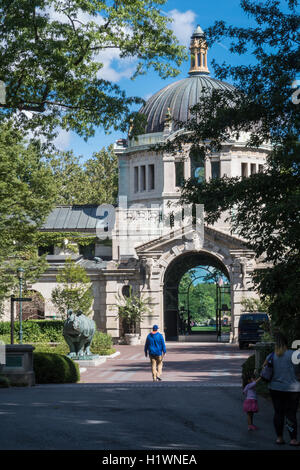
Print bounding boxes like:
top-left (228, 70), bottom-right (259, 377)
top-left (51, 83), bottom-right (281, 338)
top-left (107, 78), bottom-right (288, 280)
top-left (0, 375), bottom-right (10, 388)
top-left (0, 320), bottom-right (64, 343)
top-left (33, 352), bottom-right (80, 384)
top-left (33, 342), bottom-right (69, 354)
top-left (0, 320), bottom-right (115, 355)
top-left (3, 351), bottom-right (80, 385)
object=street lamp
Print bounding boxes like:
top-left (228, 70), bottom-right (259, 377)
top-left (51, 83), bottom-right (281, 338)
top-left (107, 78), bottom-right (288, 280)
top-left (17, 267), bottom-right (25, 344)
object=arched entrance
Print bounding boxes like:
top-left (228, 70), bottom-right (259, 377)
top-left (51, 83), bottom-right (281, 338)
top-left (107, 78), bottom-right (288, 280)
top-left (163, 251), bottom-right (231, 341)
top-left (16, 290), bottom-right (45, 321)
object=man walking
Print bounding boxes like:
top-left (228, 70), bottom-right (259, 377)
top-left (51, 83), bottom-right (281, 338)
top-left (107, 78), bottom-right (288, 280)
top-left (144, 325), bottom-right (166, 382)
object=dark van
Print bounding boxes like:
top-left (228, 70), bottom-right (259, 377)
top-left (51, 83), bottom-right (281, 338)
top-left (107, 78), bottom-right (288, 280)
top-left (238, 312), bottom-right (269, 349)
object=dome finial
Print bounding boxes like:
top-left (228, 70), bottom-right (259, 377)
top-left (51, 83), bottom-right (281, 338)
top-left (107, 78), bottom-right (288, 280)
top-left (192, 25), bottom-right (204, 37)
top-left (189, 24), bottom-right (210, 76)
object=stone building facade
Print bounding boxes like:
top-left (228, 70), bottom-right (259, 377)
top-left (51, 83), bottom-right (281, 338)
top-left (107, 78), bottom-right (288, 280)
top-left (3, 26), bottom-right (271, 343)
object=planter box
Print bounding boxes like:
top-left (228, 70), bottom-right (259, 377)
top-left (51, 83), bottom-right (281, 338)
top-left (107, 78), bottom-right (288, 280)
top-left (124, 334), bottom-right (141, 346)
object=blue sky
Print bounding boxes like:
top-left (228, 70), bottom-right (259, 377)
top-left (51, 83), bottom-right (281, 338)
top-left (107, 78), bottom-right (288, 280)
top-left (55, 0), bottom-right (257, 160)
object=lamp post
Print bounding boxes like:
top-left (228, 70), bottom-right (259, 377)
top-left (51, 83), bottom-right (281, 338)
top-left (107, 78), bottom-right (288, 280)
top-left (17, 267), bottom-right (25, 344)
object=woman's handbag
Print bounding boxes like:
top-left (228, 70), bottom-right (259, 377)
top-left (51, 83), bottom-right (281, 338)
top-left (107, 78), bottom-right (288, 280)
top-left (260, 352), bottom-right (274, 382)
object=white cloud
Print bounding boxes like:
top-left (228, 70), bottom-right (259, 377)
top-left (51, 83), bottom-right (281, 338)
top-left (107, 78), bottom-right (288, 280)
top-left (95, 48), bottom-right (136, 83)
top-left (53, 128), bottom-right (71, 150)
top-left (45, 5), bottom-right (104, 27)
top-left (44, 6), bottom-right (134, 83)
top-left (168, 9), bottom-right (196, 46)
top-left (41, 6), bottom-right (197, 83)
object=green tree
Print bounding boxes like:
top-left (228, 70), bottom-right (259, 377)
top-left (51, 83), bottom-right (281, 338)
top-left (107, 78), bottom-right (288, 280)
top-left (48, 150), bottom-right (90, 205)
top-left (49, 144), bottom-right (118, 204)
top-left (178, 272), bottom-right (219, 323)
top-left (84, 145), bottom-right (118, 205)
top-left (0, 121), bottom-right (57, 313)
top-left (0, 0), bottom-right (186, 141)
top-left (172, 0), bottom-right (300, 341)
top-left (51, 258), bottom-right (94, 318)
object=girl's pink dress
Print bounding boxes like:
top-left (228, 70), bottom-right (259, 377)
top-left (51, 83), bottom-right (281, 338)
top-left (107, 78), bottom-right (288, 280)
top-left (243, 381), bottom-right (259, 413)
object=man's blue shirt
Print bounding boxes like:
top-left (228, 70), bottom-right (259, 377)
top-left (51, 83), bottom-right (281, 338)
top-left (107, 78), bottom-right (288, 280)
top-left (144, 332), bottom-right (166, 357)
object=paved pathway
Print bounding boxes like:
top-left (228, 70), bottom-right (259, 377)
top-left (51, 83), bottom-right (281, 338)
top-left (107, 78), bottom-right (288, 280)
top-left (1, 342), bottom-right (299, 450)
top-left (79, 342), bottom-right (252, 385)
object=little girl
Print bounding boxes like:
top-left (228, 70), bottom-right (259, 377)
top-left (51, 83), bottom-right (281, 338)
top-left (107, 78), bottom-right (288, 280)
top-left (243, 375), bottom-right (261, 430)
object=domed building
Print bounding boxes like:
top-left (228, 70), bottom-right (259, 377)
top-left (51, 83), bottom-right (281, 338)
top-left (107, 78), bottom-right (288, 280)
top-left (140, 26), bottom-right (235, 135)
top-left (111, 25), bottom-right (271, 341)
top-left (4, 26), bottom-right (271, 345)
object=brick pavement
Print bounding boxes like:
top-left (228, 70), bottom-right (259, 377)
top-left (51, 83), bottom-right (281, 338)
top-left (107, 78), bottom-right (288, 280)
top-left (79, 342), bottom-right (252, 385)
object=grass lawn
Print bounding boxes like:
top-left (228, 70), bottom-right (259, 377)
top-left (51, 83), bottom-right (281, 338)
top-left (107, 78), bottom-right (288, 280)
top-left (191, 326), bottom-right (231, 333)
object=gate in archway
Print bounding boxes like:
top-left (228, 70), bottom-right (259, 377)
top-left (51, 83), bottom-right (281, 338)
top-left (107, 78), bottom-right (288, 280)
top-left (163, 251), bottom-right (231, 341)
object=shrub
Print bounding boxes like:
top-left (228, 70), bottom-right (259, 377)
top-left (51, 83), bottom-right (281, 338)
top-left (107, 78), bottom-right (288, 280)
top-left (241, 353), bottom-right (271, 398)
top-left (33, 342), bottom-right (69, 355)
top-left (33, 352), bottom-right (80, 384)
top-left (0, 375), bottom-right (10, 388)
top-left (0, 334), bottom-right (11, 344)
top-left (0, 321), bottom-right (115, 356)
top-left (90, 331), bottom-right (115, 355)
top-left (0, 320), bottom-right (64, 343)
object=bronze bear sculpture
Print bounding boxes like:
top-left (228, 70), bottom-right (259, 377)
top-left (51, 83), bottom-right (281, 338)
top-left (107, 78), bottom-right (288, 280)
top-left (63, 309), bottom-right (96, 358)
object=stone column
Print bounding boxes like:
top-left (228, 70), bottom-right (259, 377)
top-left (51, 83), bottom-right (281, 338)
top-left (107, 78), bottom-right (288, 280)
top-left (139, 256), bottom-right (162, 341)
top-left (162, 154), bottom-right (176, 194)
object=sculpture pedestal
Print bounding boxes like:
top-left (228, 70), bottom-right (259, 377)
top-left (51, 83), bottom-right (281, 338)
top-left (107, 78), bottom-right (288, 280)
top-left (73, 356), bottom-right (107, 367)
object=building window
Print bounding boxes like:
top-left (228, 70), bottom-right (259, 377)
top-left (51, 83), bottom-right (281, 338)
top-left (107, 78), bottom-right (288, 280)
top-left (134, 166), bottom-right (139, 193)
top-left (38, 245), bottom-right (54, 256)
top-left (148, 164), bottom-right (155, 190)
top-left (140, 165), bottom-right (146, 191)
top-left (250, 163), bottom-right (257, 175)
top-left (197, 53), bottom-right (201, 67)
top-left (258, 164), bottom-right (264, 173)
top-left (190, 147), bottom-right (205, 182)
top-left (122, 285), bottom-right (132, 298)
top-left (211, 161), bottom-right (220, 179)
top-left (175, 161), bottom-right (185, 187)
top-left (241, 162), bottom-right (248, 178)
top-left (79, 243), bottom-right (95, 260)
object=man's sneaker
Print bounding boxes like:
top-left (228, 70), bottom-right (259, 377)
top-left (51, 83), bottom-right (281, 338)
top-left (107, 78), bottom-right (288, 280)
top-left (157, 377), bottom-right (162, 381)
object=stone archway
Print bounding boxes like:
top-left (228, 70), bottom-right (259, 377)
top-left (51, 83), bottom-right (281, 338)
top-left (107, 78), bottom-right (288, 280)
top-left (136, 224), bottom-right (259, 343)
top-left (163, 250), bottom-right (231, 341)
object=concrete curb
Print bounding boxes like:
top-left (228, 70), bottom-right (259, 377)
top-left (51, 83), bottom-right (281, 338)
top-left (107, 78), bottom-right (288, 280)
top-left (103, 351), bottom-right (121, 359)
top-left (77, 351), bottom-right (120, 374)
top-left (34, 381), bottom-right (242, 389)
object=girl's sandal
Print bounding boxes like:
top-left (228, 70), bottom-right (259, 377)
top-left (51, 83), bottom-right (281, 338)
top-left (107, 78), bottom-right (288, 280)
top-left (289, 441), bottom-right (300, 447)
